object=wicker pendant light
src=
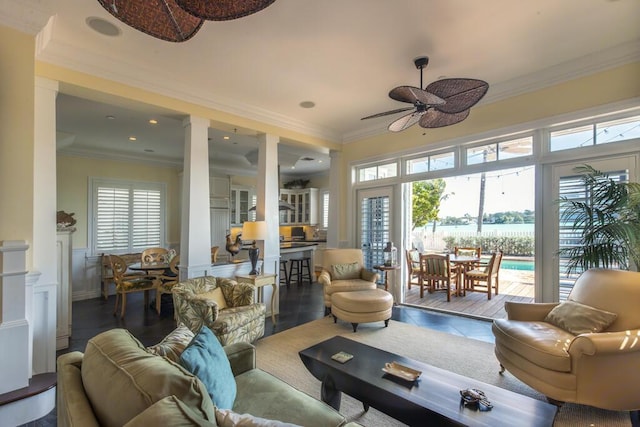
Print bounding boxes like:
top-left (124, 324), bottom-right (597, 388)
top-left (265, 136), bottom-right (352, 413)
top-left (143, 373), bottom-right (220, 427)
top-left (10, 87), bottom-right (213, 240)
top-left (175, 0), bottom-right (276, 21)
top-left (97, 0), bottom-right (204, 42)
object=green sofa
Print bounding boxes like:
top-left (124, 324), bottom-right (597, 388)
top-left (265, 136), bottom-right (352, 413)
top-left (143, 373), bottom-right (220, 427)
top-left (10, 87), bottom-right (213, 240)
top-left (57, 328), bottom-right (358, 426)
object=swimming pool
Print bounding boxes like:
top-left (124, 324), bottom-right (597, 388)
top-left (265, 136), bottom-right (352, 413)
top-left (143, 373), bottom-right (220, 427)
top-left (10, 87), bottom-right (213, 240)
top-left (500, 259), bottom-right (534, 271)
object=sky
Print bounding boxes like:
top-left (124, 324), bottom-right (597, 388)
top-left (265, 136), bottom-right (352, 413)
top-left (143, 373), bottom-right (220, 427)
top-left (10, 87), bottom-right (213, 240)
top-left (436, 166), bottom-right (535, 218)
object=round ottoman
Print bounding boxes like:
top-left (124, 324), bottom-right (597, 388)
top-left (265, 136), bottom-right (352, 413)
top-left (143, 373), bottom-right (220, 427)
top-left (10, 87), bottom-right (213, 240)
top-left (331, 289), bottom-right (393, 332)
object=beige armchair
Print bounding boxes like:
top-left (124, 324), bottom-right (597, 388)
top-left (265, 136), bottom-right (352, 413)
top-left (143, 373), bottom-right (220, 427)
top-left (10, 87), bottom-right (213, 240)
top-left (318, 248), bottom-right (379, 315)
top-left (492, 268), bottom-right (640, 410)
top-left (172, 276), bottom-right (265, 345)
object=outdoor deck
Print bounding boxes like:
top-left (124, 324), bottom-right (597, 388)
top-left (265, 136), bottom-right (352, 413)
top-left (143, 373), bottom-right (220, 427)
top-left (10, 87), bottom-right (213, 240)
top-left (403, 269), bottom-right (535, 320)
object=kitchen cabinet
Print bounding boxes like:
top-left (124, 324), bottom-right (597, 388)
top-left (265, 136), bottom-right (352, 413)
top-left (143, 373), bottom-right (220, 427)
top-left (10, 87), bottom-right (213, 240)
top-left (210, 176), bottom-right (230, 198)
top-left (280, 188), bottom-right (318, 225)
top-left (231, 186), bottom-right (255, 225)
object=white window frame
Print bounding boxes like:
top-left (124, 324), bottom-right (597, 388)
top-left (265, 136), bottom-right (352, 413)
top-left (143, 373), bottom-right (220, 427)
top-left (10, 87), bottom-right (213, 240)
top-left (89, 177), bottom-right (167, 255)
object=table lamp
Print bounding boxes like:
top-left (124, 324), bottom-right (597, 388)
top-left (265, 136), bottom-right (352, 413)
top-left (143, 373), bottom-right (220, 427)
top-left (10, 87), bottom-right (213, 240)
top-left (242, 220), bottom-right (267, 275)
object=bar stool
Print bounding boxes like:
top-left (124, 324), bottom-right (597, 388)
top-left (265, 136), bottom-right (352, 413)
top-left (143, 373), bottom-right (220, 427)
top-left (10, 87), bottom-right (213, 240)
top-left (289, 257), bottom-right (313, 286)
top-left (279, 259), bottom-right (290, 287)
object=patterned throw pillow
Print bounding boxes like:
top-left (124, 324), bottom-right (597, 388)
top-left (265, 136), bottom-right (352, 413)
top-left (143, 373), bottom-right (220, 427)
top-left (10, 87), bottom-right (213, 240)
top-left (215, 408), bottom-right (301, 427)
top-left (193, 287), bottom-right (228, 309)
top-left (544, 300), bottom-right (617, 335)
top-left (331, 262), bottom-right (361, 280)
top-left (147, 324), bottom-right (195, 363)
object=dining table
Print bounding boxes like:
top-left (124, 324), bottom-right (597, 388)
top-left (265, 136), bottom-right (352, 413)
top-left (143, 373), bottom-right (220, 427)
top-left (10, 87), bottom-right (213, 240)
top-left (447, 254), bottom-right (481, 296)
top-left (128, 262), bottom-right (172, 277)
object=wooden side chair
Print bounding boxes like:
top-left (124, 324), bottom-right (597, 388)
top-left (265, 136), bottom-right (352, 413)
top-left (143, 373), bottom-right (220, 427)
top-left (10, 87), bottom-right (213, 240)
top-left (156, 255), bottom-right (180, 315)
top-left (405, 248), bottom-right (421, 289)
top-left (110, 255), bottom-right (158, 318)
top-left (463, 250), bottom-right (503, 299)
top-left (418, 253), bottom-right (453, 301)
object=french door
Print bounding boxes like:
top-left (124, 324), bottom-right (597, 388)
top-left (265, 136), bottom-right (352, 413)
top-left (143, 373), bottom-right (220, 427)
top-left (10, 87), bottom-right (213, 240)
top-left (541, 155), bottom-right (638, 301)
top-left (357, 187), bottom-right (393, 272)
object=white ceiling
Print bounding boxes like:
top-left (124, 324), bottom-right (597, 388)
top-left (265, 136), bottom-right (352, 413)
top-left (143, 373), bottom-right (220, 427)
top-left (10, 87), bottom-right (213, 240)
top-left (3, 0), bottom-right (640, 175)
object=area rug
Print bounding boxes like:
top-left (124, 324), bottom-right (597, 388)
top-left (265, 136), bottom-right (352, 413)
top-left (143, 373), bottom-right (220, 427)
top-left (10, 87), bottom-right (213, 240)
top-left (254, 317), bottom-right (631, 426)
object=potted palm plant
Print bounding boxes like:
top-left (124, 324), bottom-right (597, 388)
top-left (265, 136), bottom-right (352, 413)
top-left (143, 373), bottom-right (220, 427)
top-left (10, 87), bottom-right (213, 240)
top-left (558, 165), bottom-right (640, 273)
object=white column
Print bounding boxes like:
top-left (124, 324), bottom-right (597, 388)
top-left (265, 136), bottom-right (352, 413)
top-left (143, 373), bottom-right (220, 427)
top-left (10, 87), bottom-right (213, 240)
top-left (256, 134), bottom-right (280, 316)
top-left (31, 77), bottom-right (58, 374)
top-left (327, 149), bottom-right (342, 248)
top-left (180, 116), bottom-right (212, 278)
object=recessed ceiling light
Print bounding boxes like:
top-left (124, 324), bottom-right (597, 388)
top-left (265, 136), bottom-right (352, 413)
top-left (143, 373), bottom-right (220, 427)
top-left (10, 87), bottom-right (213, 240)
top-left (129, 136), bottom-right (137, 141)
top-left (299, 101), bottom-right (315, 109)
top-left (149, 119), bottom-right (158, 124)
top-left (86, 17), bottom-right (121, 37)
top-left (106, 115), bottom-right (115, 120)
top-left (223, 136), bottom-right (230, 140)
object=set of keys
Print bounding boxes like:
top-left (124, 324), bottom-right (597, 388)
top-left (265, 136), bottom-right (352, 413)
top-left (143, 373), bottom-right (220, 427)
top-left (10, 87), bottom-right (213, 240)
top-left (459, 388), bottom-right (493, 411)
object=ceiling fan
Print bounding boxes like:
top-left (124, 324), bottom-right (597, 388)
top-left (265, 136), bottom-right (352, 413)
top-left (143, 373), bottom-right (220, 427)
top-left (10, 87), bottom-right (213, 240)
top-left (361, 56), bottom-right (489, 132)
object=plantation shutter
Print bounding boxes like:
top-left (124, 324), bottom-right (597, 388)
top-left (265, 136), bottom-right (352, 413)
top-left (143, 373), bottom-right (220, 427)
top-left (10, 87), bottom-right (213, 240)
top-left (132, 188), bottom-right (162, 250)
top-left (322, 192), bottom-right (329, 228)
top-left (96, 186), bottom-right (130, 252)
top-left (93, 179), bottom-right (165, 254)
top-left (558, 170), bottom-right (627, 300)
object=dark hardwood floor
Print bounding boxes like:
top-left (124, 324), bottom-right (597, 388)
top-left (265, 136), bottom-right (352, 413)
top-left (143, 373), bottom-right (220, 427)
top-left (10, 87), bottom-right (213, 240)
top-left (24, 281), bottom-right (638, 426)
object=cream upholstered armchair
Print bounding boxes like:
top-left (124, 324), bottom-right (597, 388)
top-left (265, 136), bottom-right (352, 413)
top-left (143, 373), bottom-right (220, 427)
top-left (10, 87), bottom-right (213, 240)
top-left (492, 269), bottom-right (640, 410)
top-left (318, 248), bottom-right (379, 315)
top-left (172, 276), bottom-right (265, 345)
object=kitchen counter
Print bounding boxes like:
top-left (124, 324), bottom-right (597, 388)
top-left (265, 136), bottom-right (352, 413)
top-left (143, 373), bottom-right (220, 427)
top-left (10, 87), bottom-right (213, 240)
top-left (280, 242), bottom-right (318, 255)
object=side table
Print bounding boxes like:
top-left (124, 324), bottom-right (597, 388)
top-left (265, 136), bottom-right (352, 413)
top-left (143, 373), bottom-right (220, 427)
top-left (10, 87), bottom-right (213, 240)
top-left (373, 264), bottom-right (400, 292)
top-left (236, 274), bottom-right (278, 324)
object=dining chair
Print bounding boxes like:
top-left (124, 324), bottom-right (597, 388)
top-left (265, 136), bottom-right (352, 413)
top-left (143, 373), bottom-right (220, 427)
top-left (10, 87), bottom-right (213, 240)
top-left (418, 253), bottom-right (453, 301)
top-left (463, 250), bottom-right (503, 299)
top-left (211, 246), bottom-right (219, 263)
top-left (405, 249), bottom-right (421, 289)
top-left (141, 247), bottom-right (169, 265)
top-left (141, 247), bottom-right (170, 275)
top-left (454, 246), bottom-right (482, 268)
top-left (156, 254), bottom-right (180, 316)
top-left (110, 254), bottom-right (159, 318)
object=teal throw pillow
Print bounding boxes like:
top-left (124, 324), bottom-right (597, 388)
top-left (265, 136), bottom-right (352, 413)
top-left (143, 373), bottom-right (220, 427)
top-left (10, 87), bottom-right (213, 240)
top-left (179, 326), bottom-right (237, 409)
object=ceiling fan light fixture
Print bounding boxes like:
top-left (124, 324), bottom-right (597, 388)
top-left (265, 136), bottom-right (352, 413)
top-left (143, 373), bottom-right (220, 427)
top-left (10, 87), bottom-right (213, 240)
top-left (175, 0), bottom-right (276, 21)
top-left (96, 0), bottom-right (203, 42)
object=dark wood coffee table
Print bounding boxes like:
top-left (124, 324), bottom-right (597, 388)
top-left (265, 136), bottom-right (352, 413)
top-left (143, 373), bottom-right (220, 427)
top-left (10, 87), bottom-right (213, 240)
top-left (299, 336), bottom-right (557, 427)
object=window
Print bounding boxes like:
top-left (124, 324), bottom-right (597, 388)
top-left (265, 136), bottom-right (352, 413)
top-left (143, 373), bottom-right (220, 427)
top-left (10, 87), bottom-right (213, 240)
top-left (550, 115), bottom-right (640, 152)
top-left (406, 151), bottom-right (455, 174)
top-left (321, 191), bottom-right (329, 228)
top-left (91, 178), bottom-right (165, 254)
top-left (466, 136), bottom-right (532, 165)
top-left (357, 162), bottom-right (397, 182)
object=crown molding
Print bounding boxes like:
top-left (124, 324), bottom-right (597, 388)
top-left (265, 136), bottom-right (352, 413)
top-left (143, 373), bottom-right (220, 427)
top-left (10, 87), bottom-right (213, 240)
top-left (37, 38), bottom-right (343, 143)
top-left (0, 0), bottom-right (52, 35)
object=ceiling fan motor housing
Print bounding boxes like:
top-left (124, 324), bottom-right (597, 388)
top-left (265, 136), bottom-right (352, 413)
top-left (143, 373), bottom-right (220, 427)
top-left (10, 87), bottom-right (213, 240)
top-left (414, 56), bottom-right (429, 69)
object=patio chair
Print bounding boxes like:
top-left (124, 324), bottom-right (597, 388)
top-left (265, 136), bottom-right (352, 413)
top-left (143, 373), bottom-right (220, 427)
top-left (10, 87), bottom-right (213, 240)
top-left (418, 253), bottom-right (453, 301)
top-left (405, 248), bottom-right (420, 289)
top-left (463, 250), bottom-right (503, 299)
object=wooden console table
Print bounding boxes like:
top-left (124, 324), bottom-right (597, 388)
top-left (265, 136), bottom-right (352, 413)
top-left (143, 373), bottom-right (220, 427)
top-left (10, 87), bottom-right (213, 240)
top-left (236, 273), bottom-right (278, 324)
